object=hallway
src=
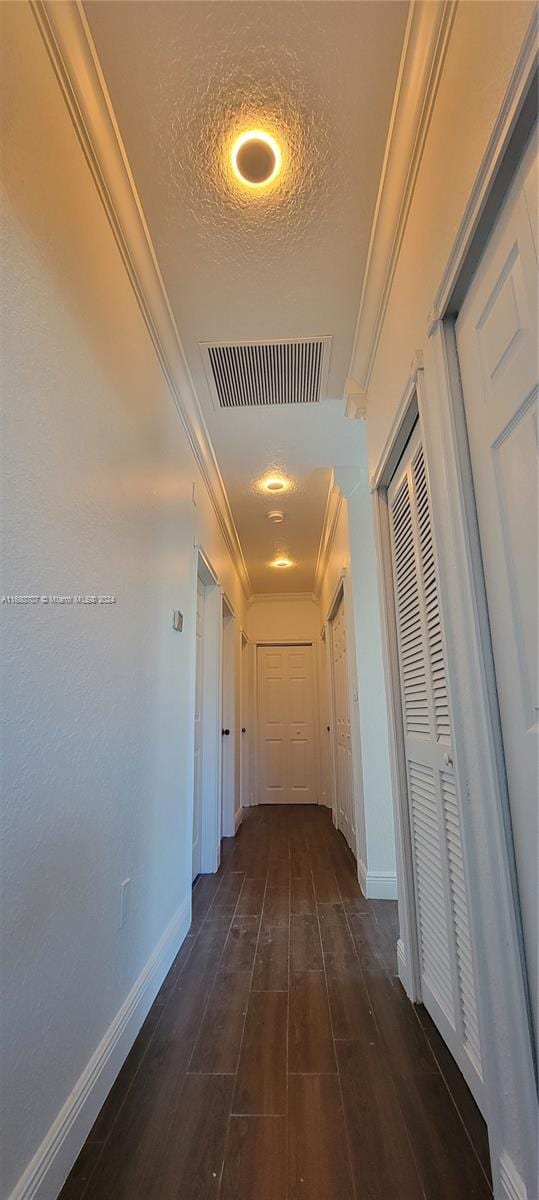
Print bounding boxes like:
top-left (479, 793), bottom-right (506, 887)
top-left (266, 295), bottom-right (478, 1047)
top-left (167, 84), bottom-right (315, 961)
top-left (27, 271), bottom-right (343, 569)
top-left (60, 807), bottom-right (492, 1200)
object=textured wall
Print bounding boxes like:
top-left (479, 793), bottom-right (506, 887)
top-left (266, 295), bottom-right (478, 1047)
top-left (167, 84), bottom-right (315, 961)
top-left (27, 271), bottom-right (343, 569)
top-left (0, 5), bottom-right (245, 1196)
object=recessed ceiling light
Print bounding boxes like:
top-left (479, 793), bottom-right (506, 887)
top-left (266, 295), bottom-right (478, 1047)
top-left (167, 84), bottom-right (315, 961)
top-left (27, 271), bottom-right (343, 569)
top-left (271, 557), bottom-right (293, 569)
top-left (267, 510), bottom-right (285, 523)
top-left (231, 130), bottom-right (281, 188)
top-left (262, 474), bottom-right (289, 494)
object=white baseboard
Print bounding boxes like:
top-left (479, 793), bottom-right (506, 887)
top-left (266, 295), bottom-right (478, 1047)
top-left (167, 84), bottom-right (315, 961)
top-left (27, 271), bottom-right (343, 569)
top-left (234, 807), bottom-right (242, 832)
top-left (358, 858), bottom-right (368, 896)
top-left (365, 870), bottom-right (398, 900)
top-left (498, 1150), bottom-right (528, 1200)
top-left (9, 897), bottom-right (191, 1200)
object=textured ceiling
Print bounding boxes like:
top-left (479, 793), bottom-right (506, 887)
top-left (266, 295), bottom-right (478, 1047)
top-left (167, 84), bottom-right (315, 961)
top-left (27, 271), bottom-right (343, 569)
top-left (85, 0), bottom-right (409, 593)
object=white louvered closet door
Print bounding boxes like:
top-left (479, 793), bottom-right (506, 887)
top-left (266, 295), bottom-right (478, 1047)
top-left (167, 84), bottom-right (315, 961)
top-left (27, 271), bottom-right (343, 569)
top-left (388, 422), bottom-right (484, 1112)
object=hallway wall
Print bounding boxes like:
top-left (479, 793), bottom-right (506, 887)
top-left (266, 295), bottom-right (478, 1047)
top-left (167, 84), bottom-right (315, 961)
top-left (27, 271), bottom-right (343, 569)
top-left (0, 6), bottom-right (246, 1198)
top-left (246, 594), bottom-right (321, 643)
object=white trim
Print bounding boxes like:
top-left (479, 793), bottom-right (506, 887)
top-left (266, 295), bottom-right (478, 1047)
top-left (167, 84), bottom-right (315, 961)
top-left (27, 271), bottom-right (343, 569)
top-left (358, 857), bottom-right (368, 897)
top-left (247, 592), bottom-right (318, 606)
top-left (9, 898), bottom-right (190, 1200)
top-left (498, 1151), bottom-right (528, 1200)
top-left (31, 0), bottom-right (250, 598)
top-left (234, 807), bottom-right (243, 833)
top-left (364, 871), bottom-right (398, 901)
top-left (369, 353), bottom-right (422, 492)
top-left (396, 938), bottom-right (409, 992)
top-left (429, 10), bottom-right (538, 324)
top-left (314, 477), bottom-right (344, 599)
top-left (424, 320), bottom-right (537, 1196)
top-left (372, 406), bottom-right (423, 1003)
top-left (193, 547), bottom-right (222, 873)
top-left (347, 1), bottom-right (456, 393)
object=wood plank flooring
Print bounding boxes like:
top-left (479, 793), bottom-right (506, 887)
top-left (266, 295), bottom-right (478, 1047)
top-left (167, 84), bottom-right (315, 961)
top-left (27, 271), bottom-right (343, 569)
top-left (60, 805), bottom-right (492, 1199)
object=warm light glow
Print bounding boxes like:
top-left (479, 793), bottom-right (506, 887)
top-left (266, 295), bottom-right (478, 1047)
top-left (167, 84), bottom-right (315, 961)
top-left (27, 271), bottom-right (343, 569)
top-left (261, 474), bottom-right (290, 494)
top-left (231, 130), bottom-right (282, 188)
top-left (271, 557), bottom-right (293, 569)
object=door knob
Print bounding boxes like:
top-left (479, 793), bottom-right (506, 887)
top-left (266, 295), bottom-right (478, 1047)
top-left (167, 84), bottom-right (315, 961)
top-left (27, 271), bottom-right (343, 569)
top-left (443, 751), bottom-right (453, 766)
top-left (241, 727), bottom-right (246, 733)
top-left (222, 728), bottom-right (230, 736)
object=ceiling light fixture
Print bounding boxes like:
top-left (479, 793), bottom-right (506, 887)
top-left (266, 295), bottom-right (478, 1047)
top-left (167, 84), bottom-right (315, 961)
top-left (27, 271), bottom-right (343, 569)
top-left (262, 474), bottom-right (289, 494)
top-left (271, 557), bottom-right (293, 569)
top-left (267, 510), bottom-right (285, 523)
top-left (231, 130), bottom-right (281, 188)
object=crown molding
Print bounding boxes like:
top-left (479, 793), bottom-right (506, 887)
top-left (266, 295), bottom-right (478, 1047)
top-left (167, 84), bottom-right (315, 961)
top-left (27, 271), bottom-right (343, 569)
top-left (347, 0), bottom-right (456, 396)
top-left (248, 592), bottom-right (318, 606)
top-left (313, 474), bottom-right (344, 598)
top-left (31, 0), bottom-right (251, 598)
top-left (344, 377), bottom-right (367, 421)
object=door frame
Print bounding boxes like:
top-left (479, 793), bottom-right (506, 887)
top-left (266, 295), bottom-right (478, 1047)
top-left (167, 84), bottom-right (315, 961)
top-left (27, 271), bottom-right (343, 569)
top-left (220, 592), bottom-right (237, 838)
top-left (191, 546), bottom-right (223, 875)
top-left (254, 640), bottom-right (319, 807)
top-left (324, 572), bottom-right (363, 862)
top-left (371, 32), bottom-right (537, 1195)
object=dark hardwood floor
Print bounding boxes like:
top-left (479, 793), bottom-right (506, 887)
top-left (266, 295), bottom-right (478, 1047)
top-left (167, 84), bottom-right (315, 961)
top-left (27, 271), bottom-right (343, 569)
top-left (60, 805), bottom-right (492, 1199)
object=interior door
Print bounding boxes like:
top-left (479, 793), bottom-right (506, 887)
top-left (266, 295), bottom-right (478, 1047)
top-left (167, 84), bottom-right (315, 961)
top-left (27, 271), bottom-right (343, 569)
top-left (455, 137), bottom-right (538, 1039)
top-left (257, 645), bottom-right (315, 804)
top-left (330, 596), bottom-right (356, 855)
top-left (192, 575), bottom-right (205, 881)
top-left (388, 422), bottom-right (484, 1110)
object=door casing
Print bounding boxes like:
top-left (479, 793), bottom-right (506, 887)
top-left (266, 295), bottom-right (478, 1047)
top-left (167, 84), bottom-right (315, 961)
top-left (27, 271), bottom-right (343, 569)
top-left (371, 45), bottom-right (537, 1197)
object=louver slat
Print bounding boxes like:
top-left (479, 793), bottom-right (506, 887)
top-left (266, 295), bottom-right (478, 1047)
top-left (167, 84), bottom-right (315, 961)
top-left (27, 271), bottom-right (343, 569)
top-left (412, 448), bottom-right (451, 744)
top-left (441, 772), bottom-right (482, 1074)
top-left (206, 338), bottom-right (328, 407)
top-left (408, 761), bottom-right (454, 1020)
top-left (391, 476), bottom-right (430, 738)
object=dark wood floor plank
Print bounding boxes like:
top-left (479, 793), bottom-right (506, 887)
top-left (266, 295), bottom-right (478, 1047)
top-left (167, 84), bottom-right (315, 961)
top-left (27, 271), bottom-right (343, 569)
top-left (157, 1073), bottom-right (233, 1200)
top-left (233, 991), bottom-right (287, 1114)
top-left (337, 1038), bottom-right (424, 1199)
top-left (220, 916), bottom-right (261, 972)
top-left (262, 885), bottom-right (289, 928)
top-left (235, 878), bottom-right (266, 917)
top-left (252, 924), bottom-right (289, 991)
top-left (289, 970), bottom-right (336, 1073)
top-left (393, 1071), bottom-right (492, 1199)
top-left (221, 1116), bottom-right (287, 1200)
top-left (416, 1005), bottom-right (492, 1186)
top-left (288, 1074), bottom-right (354, 1200)
top-left (325, 954), bottom-right (377, 1042)
top-left (188, 969), bottom-right (251, 1073)
top-left (367, 975), bottom-right (437, 1076)
top-left (208, 872), bottom-right (246, 918)
top-left (312, 869), bottom-right (342, 905)
top-left (290, 872), bottom-right (316, 915)
top-left (290, 914), bottom-right (323, 970)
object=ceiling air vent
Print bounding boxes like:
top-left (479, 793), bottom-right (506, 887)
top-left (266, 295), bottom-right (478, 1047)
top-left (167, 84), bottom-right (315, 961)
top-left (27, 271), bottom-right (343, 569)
top-left (201, 336), bottom-right (332, 409)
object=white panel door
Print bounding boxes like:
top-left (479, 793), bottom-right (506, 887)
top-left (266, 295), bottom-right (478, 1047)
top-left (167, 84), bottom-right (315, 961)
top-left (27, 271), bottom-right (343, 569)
top-left (456, 138), bottom-right (538, 1036)
top-left (389, 422), bottom-right (484, 1109)
top-left (330, 597), bottom-right (356, 855)
top-left (257, 645), bottom-right (315, 804)
top-left (192, 576), bottom-right (205, 881)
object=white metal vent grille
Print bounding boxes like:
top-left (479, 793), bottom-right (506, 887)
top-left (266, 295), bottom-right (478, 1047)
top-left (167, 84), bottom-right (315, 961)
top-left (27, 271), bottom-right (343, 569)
top-left (201, 337), bottom-right (332, 409)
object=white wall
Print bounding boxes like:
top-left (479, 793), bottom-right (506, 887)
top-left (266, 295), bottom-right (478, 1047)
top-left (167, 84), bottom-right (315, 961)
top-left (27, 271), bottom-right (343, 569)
top-left (246, 594), bottom-right (321, 643)
top-left (0, 6), bottom-right (246, 1198)
top-left (318, 474), bottom-right (396, 895)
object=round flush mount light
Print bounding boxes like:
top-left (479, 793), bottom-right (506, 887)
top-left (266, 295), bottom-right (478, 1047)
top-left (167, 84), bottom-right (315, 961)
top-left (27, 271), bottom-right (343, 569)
top-left (267, 510), bottom-right (285, 523)
top-left (271, 557), bottom-right (293, 569)
top-left (231, 130), bottom-right (281, 187)
top-left (261, 474), bottom-right (290, 494)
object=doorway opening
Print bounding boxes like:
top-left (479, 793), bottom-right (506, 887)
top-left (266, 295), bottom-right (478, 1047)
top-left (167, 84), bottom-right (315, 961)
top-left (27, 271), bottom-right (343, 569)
top-left (191, 549), bottom-right (222, 880)
top-left (221, 595), bottom-right (237, 837)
